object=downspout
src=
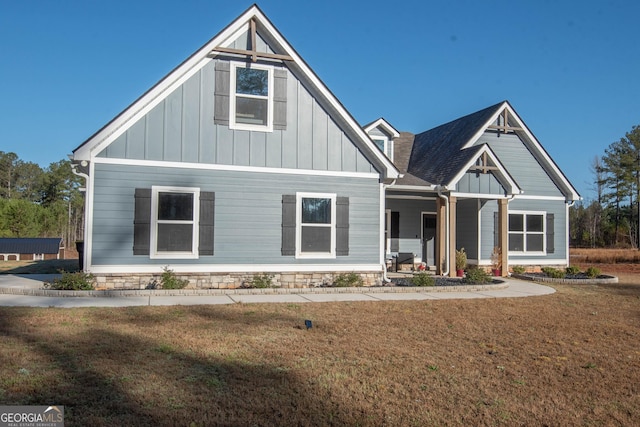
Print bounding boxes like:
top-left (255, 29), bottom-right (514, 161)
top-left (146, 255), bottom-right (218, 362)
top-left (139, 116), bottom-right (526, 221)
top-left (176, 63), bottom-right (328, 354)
top-left (437, 186), bottom-right (449, 277)
top-left (381, 179), bottom-right (398, 283)
top-left (70, 159), bottom-right (90, 271)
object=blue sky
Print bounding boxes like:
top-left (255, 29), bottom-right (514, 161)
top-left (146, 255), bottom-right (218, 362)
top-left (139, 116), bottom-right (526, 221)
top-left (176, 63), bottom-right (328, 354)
top-left (1, 0), bottom-right (639, 201)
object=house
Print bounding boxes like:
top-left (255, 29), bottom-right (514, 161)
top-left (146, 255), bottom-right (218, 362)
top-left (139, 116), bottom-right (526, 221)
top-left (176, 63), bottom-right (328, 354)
top-left (371, 102), bottom-right (580, 277)
top-left (71, 5), bottom-right (579, 289)
top-left (0, 238), bottom-right (64, 261)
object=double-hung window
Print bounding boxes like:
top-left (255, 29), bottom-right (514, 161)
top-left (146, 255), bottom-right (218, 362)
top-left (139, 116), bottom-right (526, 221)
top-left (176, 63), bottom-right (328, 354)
top-left (508, 211), bottom-right (545, 254)
top-left (230, 62), bottom-right (273, 131)
top-left (296, 193), bottom-right (336, 258)
top-left (151, 187), bottom-right (200, 259)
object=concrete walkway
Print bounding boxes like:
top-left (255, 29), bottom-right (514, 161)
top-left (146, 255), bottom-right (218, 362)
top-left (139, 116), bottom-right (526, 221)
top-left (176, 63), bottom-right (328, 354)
top-left (0, 274), bottom-right (555, 308)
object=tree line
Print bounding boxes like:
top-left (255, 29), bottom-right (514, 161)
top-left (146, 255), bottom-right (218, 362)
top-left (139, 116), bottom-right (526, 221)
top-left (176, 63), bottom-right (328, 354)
top-left (0, 151), bottom-right (84, 248)
top-left (570, 125), bottom-right (640, 248)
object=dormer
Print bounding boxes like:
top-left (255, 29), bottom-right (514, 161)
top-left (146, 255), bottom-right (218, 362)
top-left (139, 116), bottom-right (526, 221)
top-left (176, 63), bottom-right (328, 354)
top-left (364, 118), bottom-right (400, 162)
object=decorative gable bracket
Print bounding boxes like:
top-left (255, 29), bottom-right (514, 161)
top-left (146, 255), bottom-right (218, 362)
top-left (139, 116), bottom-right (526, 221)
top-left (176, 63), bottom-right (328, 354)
top-left (468, 152), bottom-right (499, 175)
top-left (487, 108), bottom-right (523, 135)
top-left (211, 18), bottom-right (293, 62)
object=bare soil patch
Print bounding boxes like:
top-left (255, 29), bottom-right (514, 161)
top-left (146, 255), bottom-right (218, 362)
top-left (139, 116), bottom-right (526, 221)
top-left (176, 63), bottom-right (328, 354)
top-left (1, 274), bottom-right (639, 425)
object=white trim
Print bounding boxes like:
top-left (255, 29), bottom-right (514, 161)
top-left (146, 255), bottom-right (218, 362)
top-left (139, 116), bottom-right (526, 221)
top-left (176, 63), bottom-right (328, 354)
top-left (512, 194), bottom-right (566, 201)
top-left (92, 157), bottom-right (380, 179)
top-left (566, 203), bottom-right (570, 264)
top-left (363, 118), bottom-right (400, 138)
top-left (450, 192), bottom-right (511, 199)
top-left (75, 57), bottom-right (211, 160)
top-left (508, 210), bottom-right (546, 255)
top-left (150, 186), bottom-right (200, 259)
top-left (384, 208), bottom-right (391, 258)
top-left (295, 192), bottom-right (336, 259)
top-left (85, 263), bottom-right (384, 274)
top-left (83, 161), bottom-right (96, 271)
top-left (385, 195), bottom-right (437, 200)
top-left (229, 61), bottom-right (274, 132)
top-left (448, 192), bottom-right (567, 201)
top-left (420, 211), bottom-right (437, 266)
top-left (446, 144), bottom-right (521, 195)
top-left (460, 102), bottom-right (580, 201)
top-left (477, 199), bottom-right (482, 265)
top-left (381, 185), bottom-right (387, 263)
top-left (388, 184), bottom-right (437, 192)
top-left (477, 258), bottom-right (568, 266)
top-left (73, 6), bottom-right (400, 180)
top-left (370, 135), bottom-right (393, 162)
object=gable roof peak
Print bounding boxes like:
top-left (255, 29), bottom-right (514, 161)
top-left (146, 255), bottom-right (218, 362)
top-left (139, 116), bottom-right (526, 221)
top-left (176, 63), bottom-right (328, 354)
top-left (72, 4), bottom-right (400, 180)
top-left (363, 118), bottom-right (400, 138)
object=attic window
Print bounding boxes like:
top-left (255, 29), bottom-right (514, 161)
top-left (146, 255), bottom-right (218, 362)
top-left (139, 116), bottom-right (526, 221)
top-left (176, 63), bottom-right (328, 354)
top-left (230, 63), bottom-right (273, 131)
top-left (371, 136), bottom-right (393, 161)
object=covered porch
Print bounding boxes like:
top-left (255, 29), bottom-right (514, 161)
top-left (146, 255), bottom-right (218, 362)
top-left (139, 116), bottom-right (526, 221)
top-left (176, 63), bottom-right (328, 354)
top-left (385, 191), bottom-right (509, 277)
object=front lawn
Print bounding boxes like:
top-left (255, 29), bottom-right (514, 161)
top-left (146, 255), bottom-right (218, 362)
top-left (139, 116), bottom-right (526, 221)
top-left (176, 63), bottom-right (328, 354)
top-left (1, 276), bottom-right (638, 426)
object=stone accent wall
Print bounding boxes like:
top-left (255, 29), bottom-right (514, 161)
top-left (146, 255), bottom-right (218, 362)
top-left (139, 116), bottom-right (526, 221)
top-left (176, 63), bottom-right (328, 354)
top-left (93, 271), bottom-right (384, 290)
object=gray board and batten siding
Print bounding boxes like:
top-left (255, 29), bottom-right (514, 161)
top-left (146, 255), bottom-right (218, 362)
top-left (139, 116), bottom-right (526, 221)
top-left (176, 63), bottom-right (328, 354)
top-left (98, 58), bottom-right (376, 175)
top-left (479, 198), bottom-right (567, 261)
top-left (455, 168), bottom-right (506, 195)
top-left (385, 198), bottom-right (438, 259)
top-left (90, 163), bottom-right (381, 266)
top-left (475, 132), bottom-right (564, 197)
top-left (456, 199), bottom-right (479, 260)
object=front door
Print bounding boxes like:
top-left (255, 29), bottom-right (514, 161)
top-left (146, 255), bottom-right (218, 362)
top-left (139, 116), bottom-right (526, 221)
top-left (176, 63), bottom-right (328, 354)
top-left (422, 214), bottom-right (437, 267)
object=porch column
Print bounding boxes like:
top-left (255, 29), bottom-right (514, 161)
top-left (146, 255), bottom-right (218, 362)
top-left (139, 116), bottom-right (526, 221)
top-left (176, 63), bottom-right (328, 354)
top-left (436, 197), bottom-right (446, 275)
top-left (498, 198), bottom-right (509, 276)
top-left (448, 196), bottom-right (457, 277)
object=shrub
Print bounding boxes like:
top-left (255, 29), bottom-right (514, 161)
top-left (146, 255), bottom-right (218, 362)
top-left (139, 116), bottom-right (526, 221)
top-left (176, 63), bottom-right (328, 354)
top-left (541, 267), bottom-right (566, 279)
top-left (586, 267), bottom-right (601, 278)
top-left (46, 271), bottom-right (95, 290)
top-left (463, 268), bottom-right (492, 284)
top-left (249, 273), bottom-right (274, 288)
top-left (490, 247), bottom-right (502, 270)
top-left (511, 265), bottom-right (525, 274)
top-left (333, 272), bottom-right (364, 287)
top-left (411, 272), bottom-right (435, 287)
top-left (565, 266), bottom-right (581, 275)
top-left (160, 266), bottom-right (189, 289)
top-left (455, 248), bottom-right (467, 270)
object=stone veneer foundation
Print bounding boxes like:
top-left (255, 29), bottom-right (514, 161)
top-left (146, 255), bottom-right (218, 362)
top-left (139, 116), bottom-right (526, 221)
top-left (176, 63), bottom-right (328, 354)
top-left (93, 271), bottom-right (384, 290)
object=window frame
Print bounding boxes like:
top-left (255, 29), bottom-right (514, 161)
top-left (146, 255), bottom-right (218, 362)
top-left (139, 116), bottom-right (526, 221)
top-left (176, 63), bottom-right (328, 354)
top-left (371, 135), bottom-right (393, 161)
top-left (295, 192), bottom-right (336, 259)
top-left (150, 186), bottom-right (200, 259)
top-left (229, 61), bottom-right (274, 132)
top-left (508, 210), bottom-right (546, 255)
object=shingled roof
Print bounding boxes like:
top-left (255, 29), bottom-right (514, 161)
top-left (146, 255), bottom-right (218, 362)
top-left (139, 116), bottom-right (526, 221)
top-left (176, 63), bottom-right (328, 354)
top-left (407, 102), bottom-right (504, 186)
top-left (0, 238), bottom-right (63, 254)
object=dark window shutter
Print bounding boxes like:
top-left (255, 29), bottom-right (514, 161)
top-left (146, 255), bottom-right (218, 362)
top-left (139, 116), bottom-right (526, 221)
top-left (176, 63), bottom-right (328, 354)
top-left (494, 211), bottom-right (499, 249)
top-left (133, 188), bottom-right (152, 255)
top-left (336, 197), bottom-right (349, 256)
top-left (214, 61), bottom-right (230, 125)
top-left (199, 192), bottom-right (215, 256)
top-left (390, 211), bottom-right (400, 252)
top-left (546, 213), bottom-right (555, 254)
top-left (273, 68), bottom-right (287, 130)
top-left (281, 195), bottom-right (296, 256)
